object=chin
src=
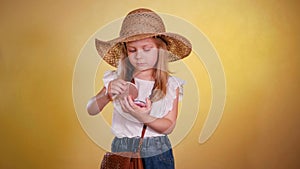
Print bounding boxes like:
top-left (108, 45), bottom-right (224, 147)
top-left (137, 67), bottom-right (154, 72)
top-left (135, 66), bottom-right (147, 70)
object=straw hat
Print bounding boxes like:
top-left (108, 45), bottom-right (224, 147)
top-left (95, 8), bottom-right (192, 67)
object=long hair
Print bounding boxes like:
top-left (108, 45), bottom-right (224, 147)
top-left (117, 37), bottom-right (169, 102)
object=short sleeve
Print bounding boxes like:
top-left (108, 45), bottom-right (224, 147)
top-left (168, 76), bottom-right (185, 101)
top-left (150, 76), bottom-right (185, 118)
top-left (102, 70), bottom-right (118, 93)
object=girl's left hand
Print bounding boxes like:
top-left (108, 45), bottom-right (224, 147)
top-left (119, 96), bottom-right (152, 122)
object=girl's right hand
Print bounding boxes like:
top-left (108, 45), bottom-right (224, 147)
top-left (107, 78), bottom-right (127, 99)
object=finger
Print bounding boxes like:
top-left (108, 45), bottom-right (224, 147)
top-left (110, 86), bottom-right (124, 95)
top-left (114, 81), bottom-right (127, 91)
top-left (115, 79), bottom-right (128, 89)
top-left (124, 96), bottom-right (135, 112)
top-left (110, 79), bottom-right (127, 90)
top-left (116, 79), bottom-right (127, 85)
top-left (127, 95), bottom-right (136, 108)
top-left (120, 97), bottom-right (130, 112)
top-left (145, 97), bottom-right (152, 109)
top-left (110, 84), bottom-right (125, 94)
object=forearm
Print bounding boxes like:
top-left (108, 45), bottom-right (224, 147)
top-left (134, 113), bottom-right (175, 134)
top-left (146, 117), bottom-right (176, 135)
top-left (86, 87), bottom-right (111, 115)
top-left (120, 88), bottom-right (179, 134)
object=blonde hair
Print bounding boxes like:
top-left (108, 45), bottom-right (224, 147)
top-left (118, 37), bottom-right (169, 102)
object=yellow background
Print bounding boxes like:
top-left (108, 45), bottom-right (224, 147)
top-left (1, 0), bottom-right (299, 169)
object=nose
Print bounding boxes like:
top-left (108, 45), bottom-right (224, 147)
top-left (135, 50), bottom-right (143, 59)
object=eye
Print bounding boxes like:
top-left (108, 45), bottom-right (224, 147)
top-left (127, 48), bottom-right (136, 53)
top-left (144, 46), bottom-right (153, 51)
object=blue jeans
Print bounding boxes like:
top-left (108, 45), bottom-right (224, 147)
top-left (142, 148), bottom-right (174, 169)
top-left (111, 136), bottom-right (175, 169)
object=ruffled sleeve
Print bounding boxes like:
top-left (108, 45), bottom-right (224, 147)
top-left (168, 76), bottom-right (185, 101)
top-left (102, 70), bottom-right (118, 93)
top-left (150, 76), bottom-right (185, 118)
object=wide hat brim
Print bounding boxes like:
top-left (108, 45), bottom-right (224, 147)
top-left (95, 32), bottom-right (192, 68)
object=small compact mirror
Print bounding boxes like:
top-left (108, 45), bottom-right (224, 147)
top-left (115, 82), bottom-right (138, 100)
top-left (114, 82), bottom-right (147, 108)
top-left (127, 82), bottom-right (138, 100)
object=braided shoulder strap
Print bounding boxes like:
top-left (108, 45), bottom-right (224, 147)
top-left (137, 124), bottom-right (147, 153)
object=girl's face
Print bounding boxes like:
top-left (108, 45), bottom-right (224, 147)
top-left (126, 38), bottom-right (159, 71)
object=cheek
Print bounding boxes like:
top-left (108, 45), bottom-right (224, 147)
top-left (146, 54), bottom-right (158, 66)
top-left (128, 55), bottom-right (136, 64)
top-left (149, 50), bottom-right (158, 63)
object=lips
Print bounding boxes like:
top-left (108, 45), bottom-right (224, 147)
top-left (136, 63), bottom-right (146, 66)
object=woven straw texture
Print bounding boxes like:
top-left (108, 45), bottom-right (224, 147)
top-left (100, 152), bottom-right (143, 169)
top-left (95, 8), bottom-right (192, 67)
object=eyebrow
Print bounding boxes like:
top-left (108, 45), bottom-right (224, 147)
top-left (126, 44), bottom-right (154, 48)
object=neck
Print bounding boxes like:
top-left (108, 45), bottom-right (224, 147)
top-left (134, 69), bottom-right (154, 81)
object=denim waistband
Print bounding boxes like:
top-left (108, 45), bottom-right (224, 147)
top-left (111, 135), bottom-right (172, 158)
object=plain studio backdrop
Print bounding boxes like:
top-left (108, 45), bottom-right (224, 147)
top-left (1, 0), bottom-right (299, 169)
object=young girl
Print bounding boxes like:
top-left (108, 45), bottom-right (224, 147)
top-left (87, 8), bottom-right (192, 169)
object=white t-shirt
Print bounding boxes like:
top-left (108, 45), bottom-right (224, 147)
top-left (103, 70), bottom-right (185, 138)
